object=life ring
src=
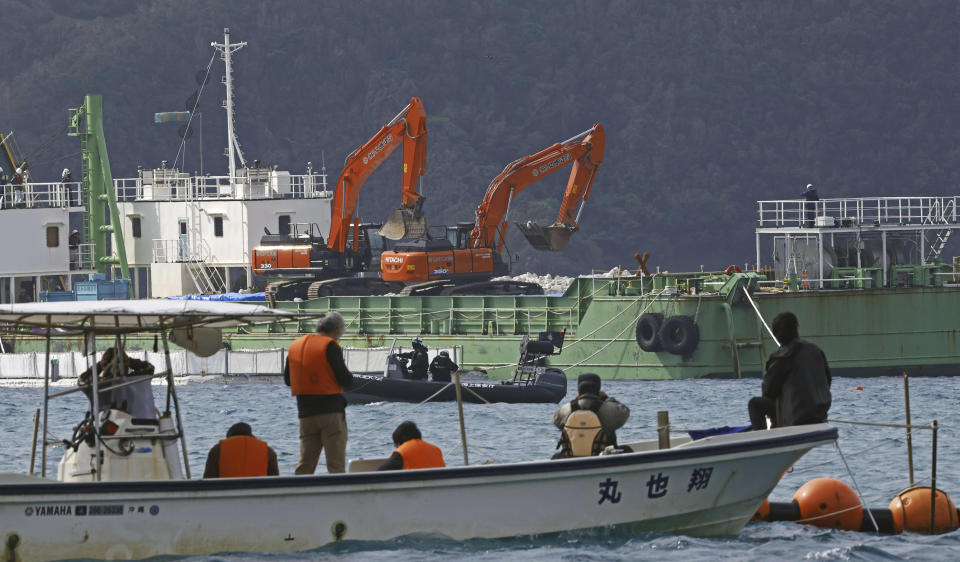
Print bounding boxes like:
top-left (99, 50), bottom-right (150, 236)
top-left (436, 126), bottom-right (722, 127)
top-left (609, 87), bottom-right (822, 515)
top-left (725, 265), bottom-right (743, 275)
top-left (635, 313), bottom-right (664, 352)
top-left (659, 315), bottom-right (700, 356)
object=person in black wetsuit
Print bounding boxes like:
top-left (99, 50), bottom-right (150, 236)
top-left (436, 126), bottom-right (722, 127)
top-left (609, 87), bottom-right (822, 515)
top-left (399, 337), bottom-right (429, 380)
top-left (428, 350), bottom-right (458, 382)
top-left (748, 312), bottom-right (831, 430)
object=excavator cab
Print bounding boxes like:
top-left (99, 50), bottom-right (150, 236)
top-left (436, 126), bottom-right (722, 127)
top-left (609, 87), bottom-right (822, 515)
top-left (515, 221), bottom-right (576, 252)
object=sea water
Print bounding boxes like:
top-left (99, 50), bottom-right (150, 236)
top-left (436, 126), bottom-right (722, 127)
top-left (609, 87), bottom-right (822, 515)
top-left (2, 377), bottom-right (959, 560)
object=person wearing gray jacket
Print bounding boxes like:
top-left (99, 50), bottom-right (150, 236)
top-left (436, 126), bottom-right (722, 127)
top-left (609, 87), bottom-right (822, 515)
top-left (748, 312), bottom-right (832, 429)
top-left (553, 373), bottom-right (630, 457)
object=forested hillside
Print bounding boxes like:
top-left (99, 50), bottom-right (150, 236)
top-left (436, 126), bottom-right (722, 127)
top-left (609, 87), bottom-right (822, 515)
top-left (2, 0), bottom-right (958, 274)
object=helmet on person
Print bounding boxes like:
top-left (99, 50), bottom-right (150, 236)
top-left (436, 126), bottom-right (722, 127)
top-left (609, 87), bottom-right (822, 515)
top-left (439, 350), bottom-right (449, 357)
top-left (15, 168), bottom-right (21, 174)
top-left (62, 168), bottom-right (70, 178)
top-left (412, 337), bottom-right (422, 345)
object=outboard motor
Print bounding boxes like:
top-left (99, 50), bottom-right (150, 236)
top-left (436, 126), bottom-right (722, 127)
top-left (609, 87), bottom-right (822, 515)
top-left (385, 353), bottom-right (410, 379)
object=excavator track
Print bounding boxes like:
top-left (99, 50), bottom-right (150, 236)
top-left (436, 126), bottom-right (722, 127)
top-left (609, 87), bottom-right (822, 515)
top-left (306, 277), bottom-right (405, 298)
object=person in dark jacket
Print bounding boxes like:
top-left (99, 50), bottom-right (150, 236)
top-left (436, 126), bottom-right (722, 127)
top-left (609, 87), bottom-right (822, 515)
top-left (283, 311), bottom-right (354, 474)
top-left (802, 183), bottom-right (819, 227)
top-left (748, 312), bottom-right (831, 429)
top-left (552, 373), bottom-right (630, 458)
top-left (428, 350), bottom-right (458, 382)
top-left (377, 421), bottom-right (445, 471)
top-left (399, 337), bottom-right (429, 380)
top-left (203, 422), bottom-right (279, 478)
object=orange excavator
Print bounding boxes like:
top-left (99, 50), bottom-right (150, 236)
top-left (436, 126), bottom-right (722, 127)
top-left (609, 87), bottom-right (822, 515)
top-left (252, 97), bottom-right (429, 299)
top-left (380, 124), bottom-right (604, 293)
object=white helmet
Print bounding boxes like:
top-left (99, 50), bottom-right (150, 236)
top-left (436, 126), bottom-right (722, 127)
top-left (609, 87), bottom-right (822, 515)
top-left (412, 337), bottom-right (423, 345)
top-left (15, 168), bottom-right (22, 174)
top-left (62, 168), bottom-right (70, 177)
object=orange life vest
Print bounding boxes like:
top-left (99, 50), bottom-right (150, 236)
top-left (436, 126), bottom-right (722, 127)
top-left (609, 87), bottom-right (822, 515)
top-left (395, 439), bottom-right (445, 470)
top-left (288, 334), bottom-right (344, 396)
top-left (218, 435), bottom-right (269, 478)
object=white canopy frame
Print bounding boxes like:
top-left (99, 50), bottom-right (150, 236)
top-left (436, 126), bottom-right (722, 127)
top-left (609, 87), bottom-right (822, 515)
top-left (0, 301), bottom-right (313, 481)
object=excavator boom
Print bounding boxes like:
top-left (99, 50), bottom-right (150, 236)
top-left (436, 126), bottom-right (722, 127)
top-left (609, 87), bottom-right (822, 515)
top-left (472, 123), bottom-right (604, 252)
top-left (381, 123), bottom-right (605, 285)
top-left (328, 97), bottom-right (427, 253)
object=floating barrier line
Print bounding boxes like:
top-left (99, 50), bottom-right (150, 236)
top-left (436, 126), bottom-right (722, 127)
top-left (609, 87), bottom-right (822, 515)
top-left (795, 502), bottom-right (864, 524)
top-left (836, 441), bottom-right (880, 533)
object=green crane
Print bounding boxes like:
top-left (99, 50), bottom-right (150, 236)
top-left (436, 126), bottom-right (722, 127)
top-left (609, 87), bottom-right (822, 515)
top-left (67, 95), bottom-right (130, 279)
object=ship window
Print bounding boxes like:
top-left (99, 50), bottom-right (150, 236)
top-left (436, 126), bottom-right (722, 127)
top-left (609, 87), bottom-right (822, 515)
top-left (131, 217), bottom-right (142, 238)
top-left (46, 226), bottom-right (59, 247)
top-left (214, 216), bottom-right (224, 237)
top-left (279, 215), bottom-right (291, 236)
top-left (179, 220), bottom-right (187, 235)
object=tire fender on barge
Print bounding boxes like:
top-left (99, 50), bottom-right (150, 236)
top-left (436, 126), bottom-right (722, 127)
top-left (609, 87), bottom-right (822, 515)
top-left (635, 313), bottom-right (664, 352)
top-left (658, 315), bottom-right (700, 356)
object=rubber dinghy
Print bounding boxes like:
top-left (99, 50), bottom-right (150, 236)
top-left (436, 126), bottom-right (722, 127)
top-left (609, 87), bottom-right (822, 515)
top-left (345, 332), bottom-right (568, 404)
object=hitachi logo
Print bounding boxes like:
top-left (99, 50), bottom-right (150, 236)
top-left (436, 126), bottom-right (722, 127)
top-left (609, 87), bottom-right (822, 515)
top-left (382, 256), bottom-right (404, 264)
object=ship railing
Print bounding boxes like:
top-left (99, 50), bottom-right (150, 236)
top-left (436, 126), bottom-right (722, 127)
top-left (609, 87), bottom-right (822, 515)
top-left (0, 182), bottom-right (83, 209)
top-left (69, 243), bottom-right (96, 271)
top-left (152, 238), bottom-right (198, 263)
top-left (114, 173), bottom-right (330, 202)
top-left (757, 196), bottom-right (960, 228)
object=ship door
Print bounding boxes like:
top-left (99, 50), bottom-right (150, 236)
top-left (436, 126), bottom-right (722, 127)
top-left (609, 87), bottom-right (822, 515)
top-left (178, 219), bottom-right (188, 260)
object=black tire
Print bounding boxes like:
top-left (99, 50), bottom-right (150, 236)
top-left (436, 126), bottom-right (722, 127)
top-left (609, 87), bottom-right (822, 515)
top-left (659, 315), bottom-right (700, 356)
top-left (635, 313), bottom-right (664, 352)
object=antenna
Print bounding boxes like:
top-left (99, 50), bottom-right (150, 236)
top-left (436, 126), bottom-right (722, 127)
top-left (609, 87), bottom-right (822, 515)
top-left (211, 28), bottom-right (247, 182)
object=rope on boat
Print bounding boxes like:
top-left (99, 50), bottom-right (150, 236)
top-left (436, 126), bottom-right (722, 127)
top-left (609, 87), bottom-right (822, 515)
top-left (350, 382), bottom-right (455, 444)
top-left (460, 384), bottom-right (559, 443)
top-left (562, 290), bottom-right (665, 369)
top-left (461, 289), bottom-right (669, 374)
top-left (835, 441), bottom-right (881, 533)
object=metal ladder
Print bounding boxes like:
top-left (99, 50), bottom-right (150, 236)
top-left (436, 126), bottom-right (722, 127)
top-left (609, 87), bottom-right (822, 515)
top-left (924, 198), bottom-right (955, 263)
top-left (70, 108), bottom-right (94, 271)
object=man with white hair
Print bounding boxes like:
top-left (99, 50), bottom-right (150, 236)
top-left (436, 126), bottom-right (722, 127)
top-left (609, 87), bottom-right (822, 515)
top-left (283, 311), bottom-right (354, 474)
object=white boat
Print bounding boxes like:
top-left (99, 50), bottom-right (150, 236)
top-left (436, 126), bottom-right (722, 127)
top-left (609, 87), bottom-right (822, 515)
top-left (0, 301), bottom-right (837, 561)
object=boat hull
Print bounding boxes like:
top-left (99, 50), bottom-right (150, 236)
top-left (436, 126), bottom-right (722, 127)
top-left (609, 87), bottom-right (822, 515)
top-left (0, 425), bottom-right (836, 561)
top-left (345, 372), bottom-right (567, 403)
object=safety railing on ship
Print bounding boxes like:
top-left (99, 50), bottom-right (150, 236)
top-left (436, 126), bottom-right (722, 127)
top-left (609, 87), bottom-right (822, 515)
top-left (757, 196), bottom-right (960, 228)
top-left (114, 173), bottom-right (330, 202)
top-left (0, 182), bottom-right (83, 210)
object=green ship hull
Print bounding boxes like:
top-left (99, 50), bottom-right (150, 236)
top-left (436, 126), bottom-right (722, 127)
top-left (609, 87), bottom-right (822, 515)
top-left (227, 272), bottom-right (960, 380)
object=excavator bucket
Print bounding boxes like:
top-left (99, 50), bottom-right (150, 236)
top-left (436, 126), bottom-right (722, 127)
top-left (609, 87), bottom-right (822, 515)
top-left (516, 221), bottom-right (577, 252)
top-left (379, 207), bottom-right (428, 240)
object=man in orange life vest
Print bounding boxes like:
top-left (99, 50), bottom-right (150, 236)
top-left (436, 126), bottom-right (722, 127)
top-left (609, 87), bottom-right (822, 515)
top-left (284, 311), bottom-right (354, 474)
top-left (203, 422), bottom-right (279, 478)
top-left (377, 421), bottom-right (445, 471)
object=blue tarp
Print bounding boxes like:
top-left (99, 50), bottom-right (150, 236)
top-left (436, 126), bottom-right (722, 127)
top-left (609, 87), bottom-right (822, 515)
top-left (167, 292), bottom-right (266, 302)
top-left (687, 425), bottom-right (752, 440)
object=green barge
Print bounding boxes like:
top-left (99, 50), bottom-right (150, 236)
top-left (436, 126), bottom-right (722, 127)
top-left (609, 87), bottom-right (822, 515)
top-left (231, 196), bottom-right (960, 380)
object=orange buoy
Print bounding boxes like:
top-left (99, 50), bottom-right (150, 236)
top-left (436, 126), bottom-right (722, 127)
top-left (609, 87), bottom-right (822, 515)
top-left (889, 487), bottom-right (958, 534)
top-left (855, 386), bottom-right (863, 391)
top-left (751, 498), bottom-right (771, 521)
top-left (792, 478), bottom-right (863, 530)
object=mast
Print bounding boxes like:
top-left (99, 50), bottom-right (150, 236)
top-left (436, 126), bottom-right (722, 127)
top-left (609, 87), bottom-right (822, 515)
top-left (211, 28), bottom-right (246, 182)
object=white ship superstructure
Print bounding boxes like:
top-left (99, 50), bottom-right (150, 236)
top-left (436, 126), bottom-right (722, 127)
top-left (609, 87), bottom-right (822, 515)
top-left (0, 28), bottom-right (332, 302)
